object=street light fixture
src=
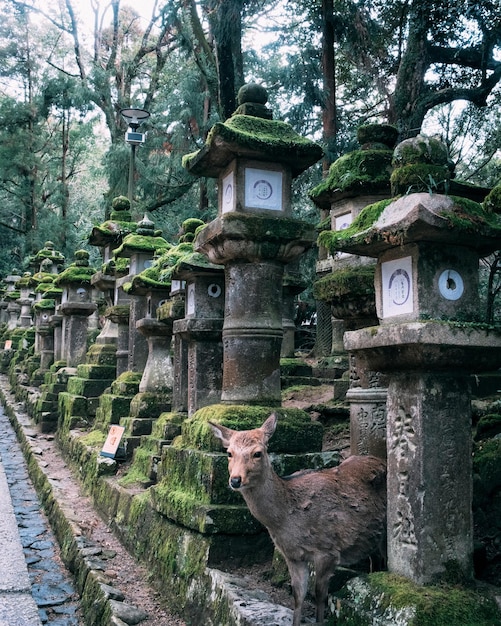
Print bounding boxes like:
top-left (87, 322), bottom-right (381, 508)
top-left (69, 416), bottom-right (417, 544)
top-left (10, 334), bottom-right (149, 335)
top-left (120, 107), bottom-right (150, 204)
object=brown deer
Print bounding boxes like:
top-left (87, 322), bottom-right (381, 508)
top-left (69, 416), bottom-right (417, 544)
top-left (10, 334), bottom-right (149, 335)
top-left (209, 413), bottom-right (386, 626)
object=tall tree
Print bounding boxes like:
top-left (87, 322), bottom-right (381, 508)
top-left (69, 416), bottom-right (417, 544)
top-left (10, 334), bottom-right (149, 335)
top-left (388, 0), bottom-right (501, 138)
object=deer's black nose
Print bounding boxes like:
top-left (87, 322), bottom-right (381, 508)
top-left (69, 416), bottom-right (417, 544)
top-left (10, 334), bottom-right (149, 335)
top-left (230, 476), bottom-right (242, 489)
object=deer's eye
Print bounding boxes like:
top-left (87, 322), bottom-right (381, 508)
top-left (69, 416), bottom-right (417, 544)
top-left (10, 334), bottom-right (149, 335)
top-left (253, 451), bottom-right (262, 459)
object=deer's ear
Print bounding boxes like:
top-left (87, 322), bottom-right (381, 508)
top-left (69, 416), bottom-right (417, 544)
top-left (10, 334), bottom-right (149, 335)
top-left (261, 413), bottom-right (278, 442)
top-left (208, 421), bottom-right (233, 448)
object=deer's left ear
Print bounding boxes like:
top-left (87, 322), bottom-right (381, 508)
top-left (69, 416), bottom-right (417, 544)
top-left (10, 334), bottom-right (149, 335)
top-left (260, 413), bottom-right (278, 443)
top-left (208, 421), bottom-right (233, 448)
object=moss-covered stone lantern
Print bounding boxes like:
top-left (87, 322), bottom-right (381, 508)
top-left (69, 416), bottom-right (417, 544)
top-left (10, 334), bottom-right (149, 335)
top-left (5, 273), bottom-right (22, 331)
top-left (330, 135), bottom-right (501, 585)
top-left (88, 195), bottom-right (138, 367)
top-left (183, 83), bottom-right (323, 405)
top-left (55, 250), bottom-right (97, 367)
top-left (32, 241), bottom-right (65, 274)
top-left (16, 272), bottom-right (35, 328)
top-left (113, 214), bottom-right (170, 375)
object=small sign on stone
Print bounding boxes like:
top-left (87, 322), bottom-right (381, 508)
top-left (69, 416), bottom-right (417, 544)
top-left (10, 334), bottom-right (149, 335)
top-left (100, 425), bottom-right (126, 459)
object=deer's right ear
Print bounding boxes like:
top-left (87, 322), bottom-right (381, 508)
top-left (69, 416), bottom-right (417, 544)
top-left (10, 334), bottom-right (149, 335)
top-left (208, 421), bottom-right (232, 448)
top-left (261, 413), bottom-right (278, 442)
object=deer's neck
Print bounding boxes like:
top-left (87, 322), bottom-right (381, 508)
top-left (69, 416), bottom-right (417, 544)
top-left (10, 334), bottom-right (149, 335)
top-left (241, 466), bottom-right (288, 528)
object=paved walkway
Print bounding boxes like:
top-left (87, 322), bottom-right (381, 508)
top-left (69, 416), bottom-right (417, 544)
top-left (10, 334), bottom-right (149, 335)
top-left (0, 405), bottom-right (82, 626)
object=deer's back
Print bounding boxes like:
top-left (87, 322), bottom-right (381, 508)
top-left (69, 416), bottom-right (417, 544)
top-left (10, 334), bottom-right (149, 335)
top-left (268, 455), bottom-right (386, 567)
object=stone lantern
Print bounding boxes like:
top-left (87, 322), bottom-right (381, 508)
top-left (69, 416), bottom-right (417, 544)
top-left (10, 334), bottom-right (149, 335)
top-left (184, 83), bottom-right (323, 406)
top-left (88, 195), bottom-right (137, 369)
top-left (32, 280), bottom-right (59, 375)
top-left (5, 273), bottom-right (21, 331)
top-left (55, 250), bottom-right (97, 367)
top-left (310, 124), bottom-right (398, 457)
top-left (113, 214), bottom-right (170, 375)
top-left (16, 272), bottom-right (35, 328)
top-left (172, 251), bottom-right (225, 416)
top-left (32, 241), bottom-right (65, 275)
top-left (334, 135), bottom-right (501, 584)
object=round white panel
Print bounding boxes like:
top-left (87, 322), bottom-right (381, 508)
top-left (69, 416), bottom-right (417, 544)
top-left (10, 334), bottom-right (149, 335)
top-left (438, 270), bottom-right (464, 301)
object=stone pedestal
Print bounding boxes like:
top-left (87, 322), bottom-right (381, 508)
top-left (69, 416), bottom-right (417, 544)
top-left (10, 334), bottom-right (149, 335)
top-left (222, 259), bottom-right (284, 405)
top-left (6, 300), bottom-right (21, 330)
top-left (346, 386), bottom-right (386, 459)
top-left (281, 268), bottom-right (306, 358)
top-left (107, 304), bottom-right (130, 376)
top-left (59, 301), bottom-right (97, 367)
top-left (346, 322), bottom-right (501, 583)
top-left (137, 317), bottom-right (174, 394)
top-left (159, 293), bottom-right (187, 413)
top-left (196, 216), bottom-right (315, 406)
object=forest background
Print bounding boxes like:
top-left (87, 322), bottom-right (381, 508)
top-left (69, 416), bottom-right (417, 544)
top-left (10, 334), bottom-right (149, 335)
top-left (0, 0), bottom-right (500, 315)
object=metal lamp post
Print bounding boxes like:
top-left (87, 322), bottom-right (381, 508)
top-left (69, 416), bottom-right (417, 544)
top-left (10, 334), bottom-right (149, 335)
top-left (120, 107), bottom-right (150, 204)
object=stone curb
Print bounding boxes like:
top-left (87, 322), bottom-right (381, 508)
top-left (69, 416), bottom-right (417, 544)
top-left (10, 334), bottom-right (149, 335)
top-left (0, 378), bottom-right (149, 626)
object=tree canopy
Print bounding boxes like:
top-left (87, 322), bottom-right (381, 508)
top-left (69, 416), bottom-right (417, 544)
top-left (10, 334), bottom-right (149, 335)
top-left (0, 0), bottom-right (498, 277)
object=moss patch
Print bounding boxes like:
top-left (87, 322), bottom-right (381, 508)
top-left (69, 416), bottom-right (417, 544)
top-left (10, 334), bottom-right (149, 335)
top-left (310, 149), bottom-right (393, 199)
top-left (390, 163), bottom-right (451, 195)
top-left (317, 198), bottom-right (393, 254)
top-left (313, 265), bottom-right (375, 302)
top-left (473, 438), bottom-right (501, 495)
top-left (181, 403), bottom-right (323, 453)
top-left (362, 572), bottom-right (501, 626)
top-left (484, 184), bottom-right (501, 214)
top-left (439, 196), bottom-right (501, 233)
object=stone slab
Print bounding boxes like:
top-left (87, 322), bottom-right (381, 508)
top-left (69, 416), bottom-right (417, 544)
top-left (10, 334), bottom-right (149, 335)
top-left (0, 454), bottom-right (42, 625)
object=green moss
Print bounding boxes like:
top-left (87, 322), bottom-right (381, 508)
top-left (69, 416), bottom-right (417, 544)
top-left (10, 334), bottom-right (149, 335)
top-left (176, 251), bottom-right (219, 271)
top-left (390, 163), bottom-right (451, 195)
top-left (215, 113), bottom-right (320, 152)
top-left (475, 413), bottom-right (501, 441)
top-left (309, 149), bottom-right (393, 199)
top-left (183, 114), bottom-right (323, 177)
top-left (80, 430), bottom-right (107, 448)
top-left (94, 220), bottom-right (137, 239)
top-left (54, 264), bottom-right (96, 285)
top-left (215, 211), bottom-right (315, 243)
top-left (33, 298), bottom-right (55, 311)
top-left (366, 572), bottom-right (501, 626)
top-left (182, 403), bottom-right (323, 453)
top-left (313, 266), bottom-right (375, 302)
top-left (357, 124), bottom-right (399, 148)
top-left (473, 438), bottom-right (501, 495)
top-left (439, 196), bottom-right (501, 232)
top-left (392, 135), bottom-right (450, 167)
top-left (113, 233), bottom-right (170, 256)
top-left (112, 195), bottom-right (131, 211)
top-left (317, 198), bottom-right (393, 254)
top-left (484, 184), bottom-right (501, 214)
top-left (182, 218), bottom-right (205, 233)
top-left (118, 454), bottom-right (151, 487)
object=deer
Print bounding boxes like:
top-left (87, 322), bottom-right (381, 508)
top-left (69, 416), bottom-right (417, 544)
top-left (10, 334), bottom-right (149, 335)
top-left (209, 413), bottom-right (387, 626)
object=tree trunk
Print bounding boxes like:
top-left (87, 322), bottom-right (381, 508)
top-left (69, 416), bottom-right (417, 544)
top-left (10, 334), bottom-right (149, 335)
top-left (321, 0), bottom-right (337, 172)
top-left (208, 0), bottom-right (243, 120)
top-left (389, 0), bottom-right (430, 138)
